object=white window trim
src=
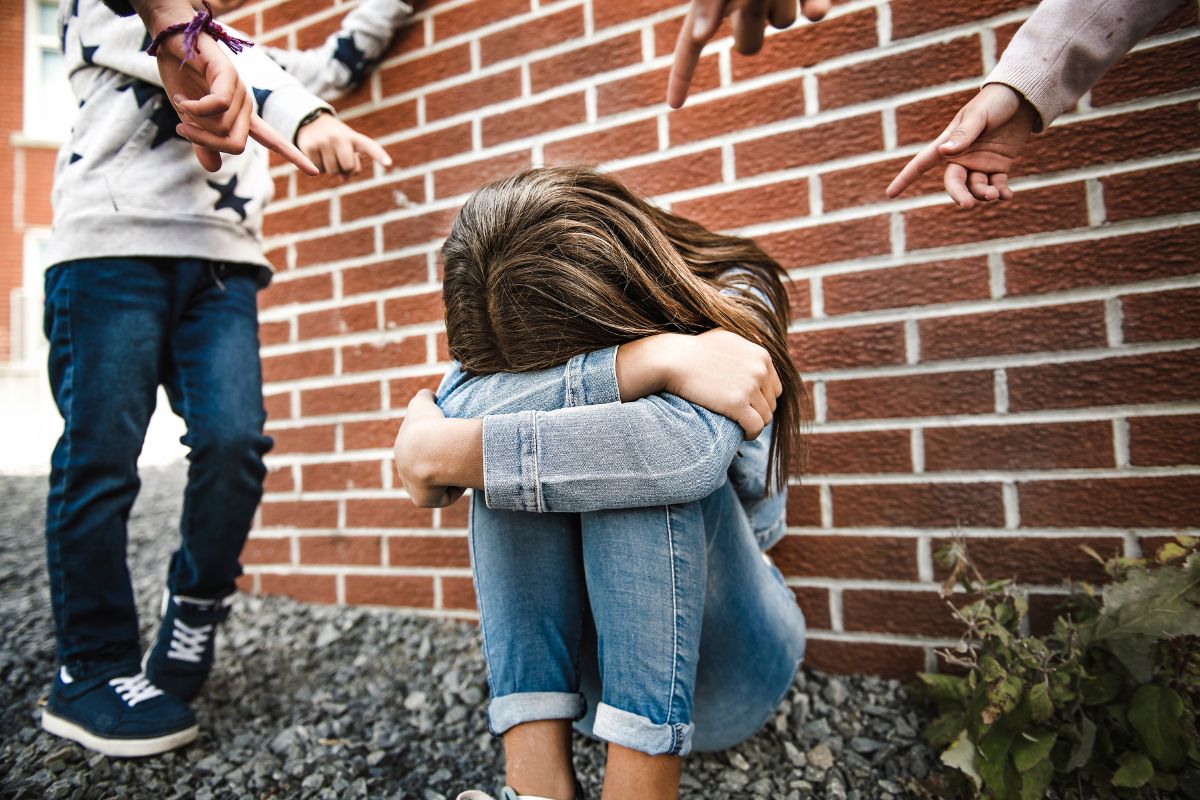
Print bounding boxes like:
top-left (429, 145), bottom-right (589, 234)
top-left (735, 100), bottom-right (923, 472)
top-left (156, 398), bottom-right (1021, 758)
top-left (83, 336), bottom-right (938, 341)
top-left (24, 0), bottom-right (69, 143)
top-left (14, 228), bottom-right (53, 366)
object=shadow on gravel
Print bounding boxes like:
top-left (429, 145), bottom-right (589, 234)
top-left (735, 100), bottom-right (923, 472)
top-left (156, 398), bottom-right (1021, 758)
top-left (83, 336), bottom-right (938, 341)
top-left (0, 465), bottom-right (936, 800)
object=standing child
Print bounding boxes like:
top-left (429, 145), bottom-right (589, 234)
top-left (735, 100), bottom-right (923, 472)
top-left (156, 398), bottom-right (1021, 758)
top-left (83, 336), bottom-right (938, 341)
top-left (41, 0), bottom-right (411, 757)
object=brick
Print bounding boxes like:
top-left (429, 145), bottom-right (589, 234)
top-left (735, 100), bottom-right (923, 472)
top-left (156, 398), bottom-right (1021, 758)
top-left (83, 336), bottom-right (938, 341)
top-left (263, 464), bottom-right (295, 494)
top-left (1122, 287), bottom-right (1200, 344)
top-left (758, 216), bottom-right (891, 269)
top-left (1129, 415), bottom-right (1200, 467)
top-left (434, 150), bottom-right (532, 199)
top-left (843, 589), bottom-right (969, 637)
top-left (265, 247), bottom-right (288, 273)
top-left (388, 535), bottom-right (470, 567)
top-left (384, 291), bottom-right (444, 327)
top-left (343, 418), bottom-right (402, 452)
top-left (329, 74), bottom-right (374, 115)
top-left (530, 32), bottom-right (643, 93)
top-left (595, 0), bottom-right (678, 29)
top-left (1102, 161), bottom-right (1200, 223)
top-left (653, 15), bottom-right (734, 58)
top-left (269, 424), bottom-right (335, 455)
top-left (345, 499), bottom-right (434, 528)
top-left (790, 323), bottom-right (905, 372)
top-left (670, 80), bottom-right (805, 146)
top-left (819, 36), bottom-right (982, 110)
top-left (933, 535), bottom-right (1122, 585)
top-left (481, 7), bottom-right (584, 65)
top-left (993, 20), bottom-right (1023, 57)
top-left (925, 422), bottom-right (1114, 471)
top-left (260, 321), bottom-right (291, 347)
top-left (772, 535), bottom-right (919, 580)
top-left (344, 99), bottom-right (418, 140)
top-left (905, 183), bottom-right (1089, 251)
top-left (382, 207), bottom-right (457, 251)
top-left (806, 430), bottom-right (912, 475)
top-left (264, 393), bottom-right (289, 421)
top-left (1020, 477), bottom-right (1200, 528)
top-left (834, 482), bottom-right (1004, 528)
top-left (434, 0), bottom-right (529, 41)
top-left (261, 500), bottom-right (338, 529)
top-left (895, 89), bottom-right (976, 145)
top-left (380, 44), bottom-right (472, 96)
top-left (294, 228), bottom-right (376, 268)
top-left (482, 93), bottom-right (587, 147)
top-left (241, 537), bottom-right (291, 565)
top-left (786, 484), bottom-right (822, 527)
top-left (344, 575), bottom-right (435, 607)
top-left (790, 587), bottom-right (831, 630)
top-left (301, 381), bottom-right (382, 416)
top-left (611, 149), bottom-right (723, 197)
top-left (262, 0), bottom-right (327, 30)
top-left (295, 163), bottom-right (374, 198)
top-left (1006, 226), bottom-right (1200, 296)
top-left (1091, 37), bottom-right (1200, 108)
top-left (384, 123), bottom-right (474, 170)
top-left (543, 119), bottom-right (660, 166)
top-left (822, 258), bottom-right (990, 315)
top-left (302, 460), bottom-right (383, 492)
top-left (343, 337), bottom-right (427, 373)
top-left (343, 256), bottom-right (429, 296)
top-left (299, 535), bottom-right (382, 565)
top-left (1008, 349), bottom-right (1200, 412)
top-left (259, 273), bottom-right (333, 309)
top-left (786, 278), bottom-right (812, 320)
top-left (1027, 593), bottom-right (1074, 637)
top-left (263, 199), bottom-right (330, 237)
top-left (442, 576), bottom-right (478, 610)
top-left (259, 573), bottom-right (337, 604)
top-left (441, 495), bottom-right (471, 527)
top-left (920, 302), bottom-right (1107, 361)
top-left (295, 10), bottom-right (350, 49)
top-left (597, 58), bottom-right (720, 117)
top-left (822, 155), bottom-right (943, 211)
top-left (426, 69), bottom-right (522, 121)
top-left (825, 370), bottom-right (996, 420)
top-left (672, 178), bottom-right (810, 232)
top-left (340, 177), bottom-right (426, 224)
top-left (891, 0), bottom-right (1028, 39)
top-left (262, 348), bottom-right (335, 383)
top-left (389, 374), bottom-right (444, 406)
top-left (1150, 1), bottom-right (1200, 33)
top-left (732, 9), bottom-right (878, 79)
top-left (298, 302), bottom-right (378, 341)
top-left (804, 640), bottom-right (926, 680)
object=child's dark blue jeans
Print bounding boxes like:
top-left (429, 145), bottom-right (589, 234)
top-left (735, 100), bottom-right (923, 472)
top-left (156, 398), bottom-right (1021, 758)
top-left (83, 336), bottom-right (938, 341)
top-left (42, 257), bottom-right (273, 680)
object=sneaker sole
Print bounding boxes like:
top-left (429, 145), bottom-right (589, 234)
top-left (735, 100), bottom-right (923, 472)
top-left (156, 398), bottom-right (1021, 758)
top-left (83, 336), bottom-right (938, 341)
top-left (41, 709), bottom-right (198, 757)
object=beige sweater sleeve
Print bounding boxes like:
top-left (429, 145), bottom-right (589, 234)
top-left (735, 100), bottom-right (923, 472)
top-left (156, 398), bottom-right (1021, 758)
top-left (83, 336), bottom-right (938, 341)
top-left (985, 0), bottom-right (1184, 130)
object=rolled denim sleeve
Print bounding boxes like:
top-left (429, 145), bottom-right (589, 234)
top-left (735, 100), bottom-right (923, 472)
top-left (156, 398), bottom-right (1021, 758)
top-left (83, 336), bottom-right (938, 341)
top-left (481, 394), bottom-right (742, 513)
top-left (437, 346), bottom-right (619, 418)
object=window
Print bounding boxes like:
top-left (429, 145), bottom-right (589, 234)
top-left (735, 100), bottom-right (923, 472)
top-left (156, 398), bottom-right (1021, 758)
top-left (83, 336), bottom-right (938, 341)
top-left (12, 230), bottom-right (53, 365)
top-left (24, 0), bottom-right (76, 141)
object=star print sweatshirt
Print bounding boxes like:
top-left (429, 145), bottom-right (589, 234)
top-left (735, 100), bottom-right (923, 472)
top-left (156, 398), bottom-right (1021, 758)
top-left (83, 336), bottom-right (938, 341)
top-left (49, 0), bottom-right (412, 281)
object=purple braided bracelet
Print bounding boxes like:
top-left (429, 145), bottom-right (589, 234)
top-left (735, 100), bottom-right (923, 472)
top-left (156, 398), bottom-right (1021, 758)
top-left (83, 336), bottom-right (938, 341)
top-left (145, 2), bottom-right (254, 63)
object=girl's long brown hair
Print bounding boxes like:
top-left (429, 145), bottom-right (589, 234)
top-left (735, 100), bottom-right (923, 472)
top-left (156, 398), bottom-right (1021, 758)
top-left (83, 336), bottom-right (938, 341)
top-left (441, 166), bottom-right (809, 489)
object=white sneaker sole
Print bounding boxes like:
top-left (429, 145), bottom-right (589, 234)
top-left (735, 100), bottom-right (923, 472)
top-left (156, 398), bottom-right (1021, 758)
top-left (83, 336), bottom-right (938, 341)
top-left (41, 709), bottom-right (198, 757)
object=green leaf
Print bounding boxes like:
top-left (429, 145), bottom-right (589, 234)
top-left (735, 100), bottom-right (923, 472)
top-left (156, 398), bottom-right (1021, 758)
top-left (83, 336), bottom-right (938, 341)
top-left (940, 729), bottom-right (982, 790)
top-left (918, 672), bottom-right (968, 705)
top-left (981, 654), bottom-right (1005, 683)
top-left (1013, 731), bottom-right (1058, 773)
top-left (1020, 756), bottom-right (1054, 800)
top-left (1081, 671), bottom-right (1123, 706)
top-left (1028, 681), bottom-right (1054, 723)
top-left (925, 711), bottom-right (966, 749)
top-left (1111, 751), bottom-right (1154, 788)
top-left (1128, 684), bottom-right (1186, 769)
top-left (1066, 715), bottom-right (1097, 772)
top-left (986, 675), bottom-right (1024, 719)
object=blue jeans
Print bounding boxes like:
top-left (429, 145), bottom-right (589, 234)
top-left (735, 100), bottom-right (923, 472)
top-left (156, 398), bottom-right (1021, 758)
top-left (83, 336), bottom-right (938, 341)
top-left (471, 480), bottom-right (806, 757)
top-left (42, 257), bottom-right (272, 679)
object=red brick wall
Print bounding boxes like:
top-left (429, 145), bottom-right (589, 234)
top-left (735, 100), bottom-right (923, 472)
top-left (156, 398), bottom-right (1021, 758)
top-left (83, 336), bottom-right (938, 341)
top-left (239, 0), bottom-right (1200, 678)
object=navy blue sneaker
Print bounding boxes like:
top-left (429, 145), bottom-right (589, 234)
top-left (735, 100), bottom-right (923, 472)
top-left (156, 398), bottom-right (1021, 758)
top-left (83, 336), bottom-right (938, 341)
top-left (143, 591), bottom-right (231, 701)
top-left (42, 665), bottom-right (198, 757)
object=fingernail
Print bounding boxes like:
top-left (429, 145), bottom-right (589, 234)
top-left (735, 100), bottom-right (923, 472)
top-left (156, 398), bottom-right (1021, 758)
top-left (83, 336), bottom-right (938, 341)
top-left (173, 94), bottom-right (185, 106)
top-left (692, 14), bottom-right (708, 39)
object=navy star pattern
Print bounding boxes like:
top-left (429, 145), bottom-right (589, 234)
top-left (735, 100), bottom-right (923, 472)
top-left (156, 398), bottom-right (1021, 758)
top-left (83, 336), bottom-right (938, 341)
top-left (332, 34), bottom-right (373, 84)
top-left (69, 153), bottom-right (83, 164)
top-left (148, 96), bottom-right (186, 150)
top-left (207, 176), bottom-right (252, 222)
top-left (81, 44), bottom-right (99, 66)
top-left (117, 79), bottom-right (159, 108)
top-left (253, 87), bottom-right (273, 113)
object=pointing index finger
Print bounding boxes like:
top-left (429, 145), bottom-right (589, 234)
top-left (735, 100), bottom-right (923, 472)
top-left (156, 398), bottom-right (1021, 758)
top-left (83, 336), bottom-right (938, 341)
top-left (249, 114), bottom-right (320, 176)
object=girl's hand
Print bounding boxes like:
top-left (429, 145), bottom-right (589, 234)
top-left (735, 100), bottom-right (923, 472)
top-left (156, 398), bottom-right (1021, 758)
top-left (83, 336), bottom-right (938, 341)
top-left (296, 113), bottom-right (393, 180)
top-left (393, 390), bottom-right (467, 508)
top-left (617, 329), bottom-right (782, 440)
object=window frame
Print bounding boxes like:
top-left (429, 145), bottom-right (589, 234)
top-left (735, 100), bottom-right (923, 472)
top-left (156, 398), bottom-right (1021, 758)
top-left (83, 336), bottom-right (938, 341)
top-left (23, 0), bottom-right (73, 142)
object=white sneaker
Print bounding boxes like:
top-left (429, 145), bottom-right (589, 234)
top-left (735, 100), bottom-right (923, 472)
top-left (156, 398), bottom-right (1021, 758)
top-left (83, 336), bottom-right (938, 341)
top-left (456, 779), bottom-right (583, 800)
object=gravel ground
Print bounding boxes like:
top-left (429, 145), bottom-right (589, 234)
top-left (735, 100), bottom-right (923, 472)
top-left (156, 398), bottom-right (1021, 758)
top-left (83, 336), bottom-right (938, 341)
top-left (1, 465), bottom-right (943, 800)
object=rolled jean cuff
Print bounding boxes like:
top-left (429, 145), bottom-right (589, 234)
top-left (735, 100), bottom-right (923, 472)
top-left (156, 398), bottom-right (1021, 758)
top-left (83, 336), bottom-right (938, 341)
top-left (487, 691), bottom-right (586, 736)
top-left (592, 702), bottom-right (694, 757)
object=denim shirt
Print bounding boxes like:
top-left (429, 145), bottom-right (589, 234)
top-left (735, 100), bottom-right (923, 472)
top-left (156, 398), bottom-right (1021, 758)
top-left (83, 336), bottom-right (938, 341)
top-left (435, 346), bottom-right (787, 550)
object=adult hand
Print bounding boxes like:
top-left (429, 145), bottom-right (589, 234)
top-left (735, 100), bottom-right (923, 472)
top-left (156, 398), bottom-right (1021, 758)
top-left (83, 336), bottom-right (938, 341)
top-left (886, 83), bottom-right (1038, 209)
top-left (667, 0), bottom-right (831, 109)
top-left (393, 391), bottom-right (469, 508)
top-left (296, 113), bottom-right (394, 180)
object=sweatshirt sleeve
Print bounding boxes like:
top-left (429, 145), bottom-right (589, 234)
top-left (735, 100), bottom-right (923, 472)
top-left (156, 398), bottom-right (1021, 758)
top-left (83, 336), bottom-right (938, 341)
top-left (260, 0), bottom-right (414, 102)
top-left (985, 0), bottom-right (1184, 130)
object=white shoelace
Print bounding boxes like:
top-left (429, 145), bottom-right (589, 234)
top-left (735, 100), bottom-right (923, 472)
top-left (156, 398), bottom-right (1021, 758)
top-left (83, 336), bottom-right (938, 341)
top-left (108, 673), bottom-right (163, 707)
top-left (166, 619), bottom-right (213, 664)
